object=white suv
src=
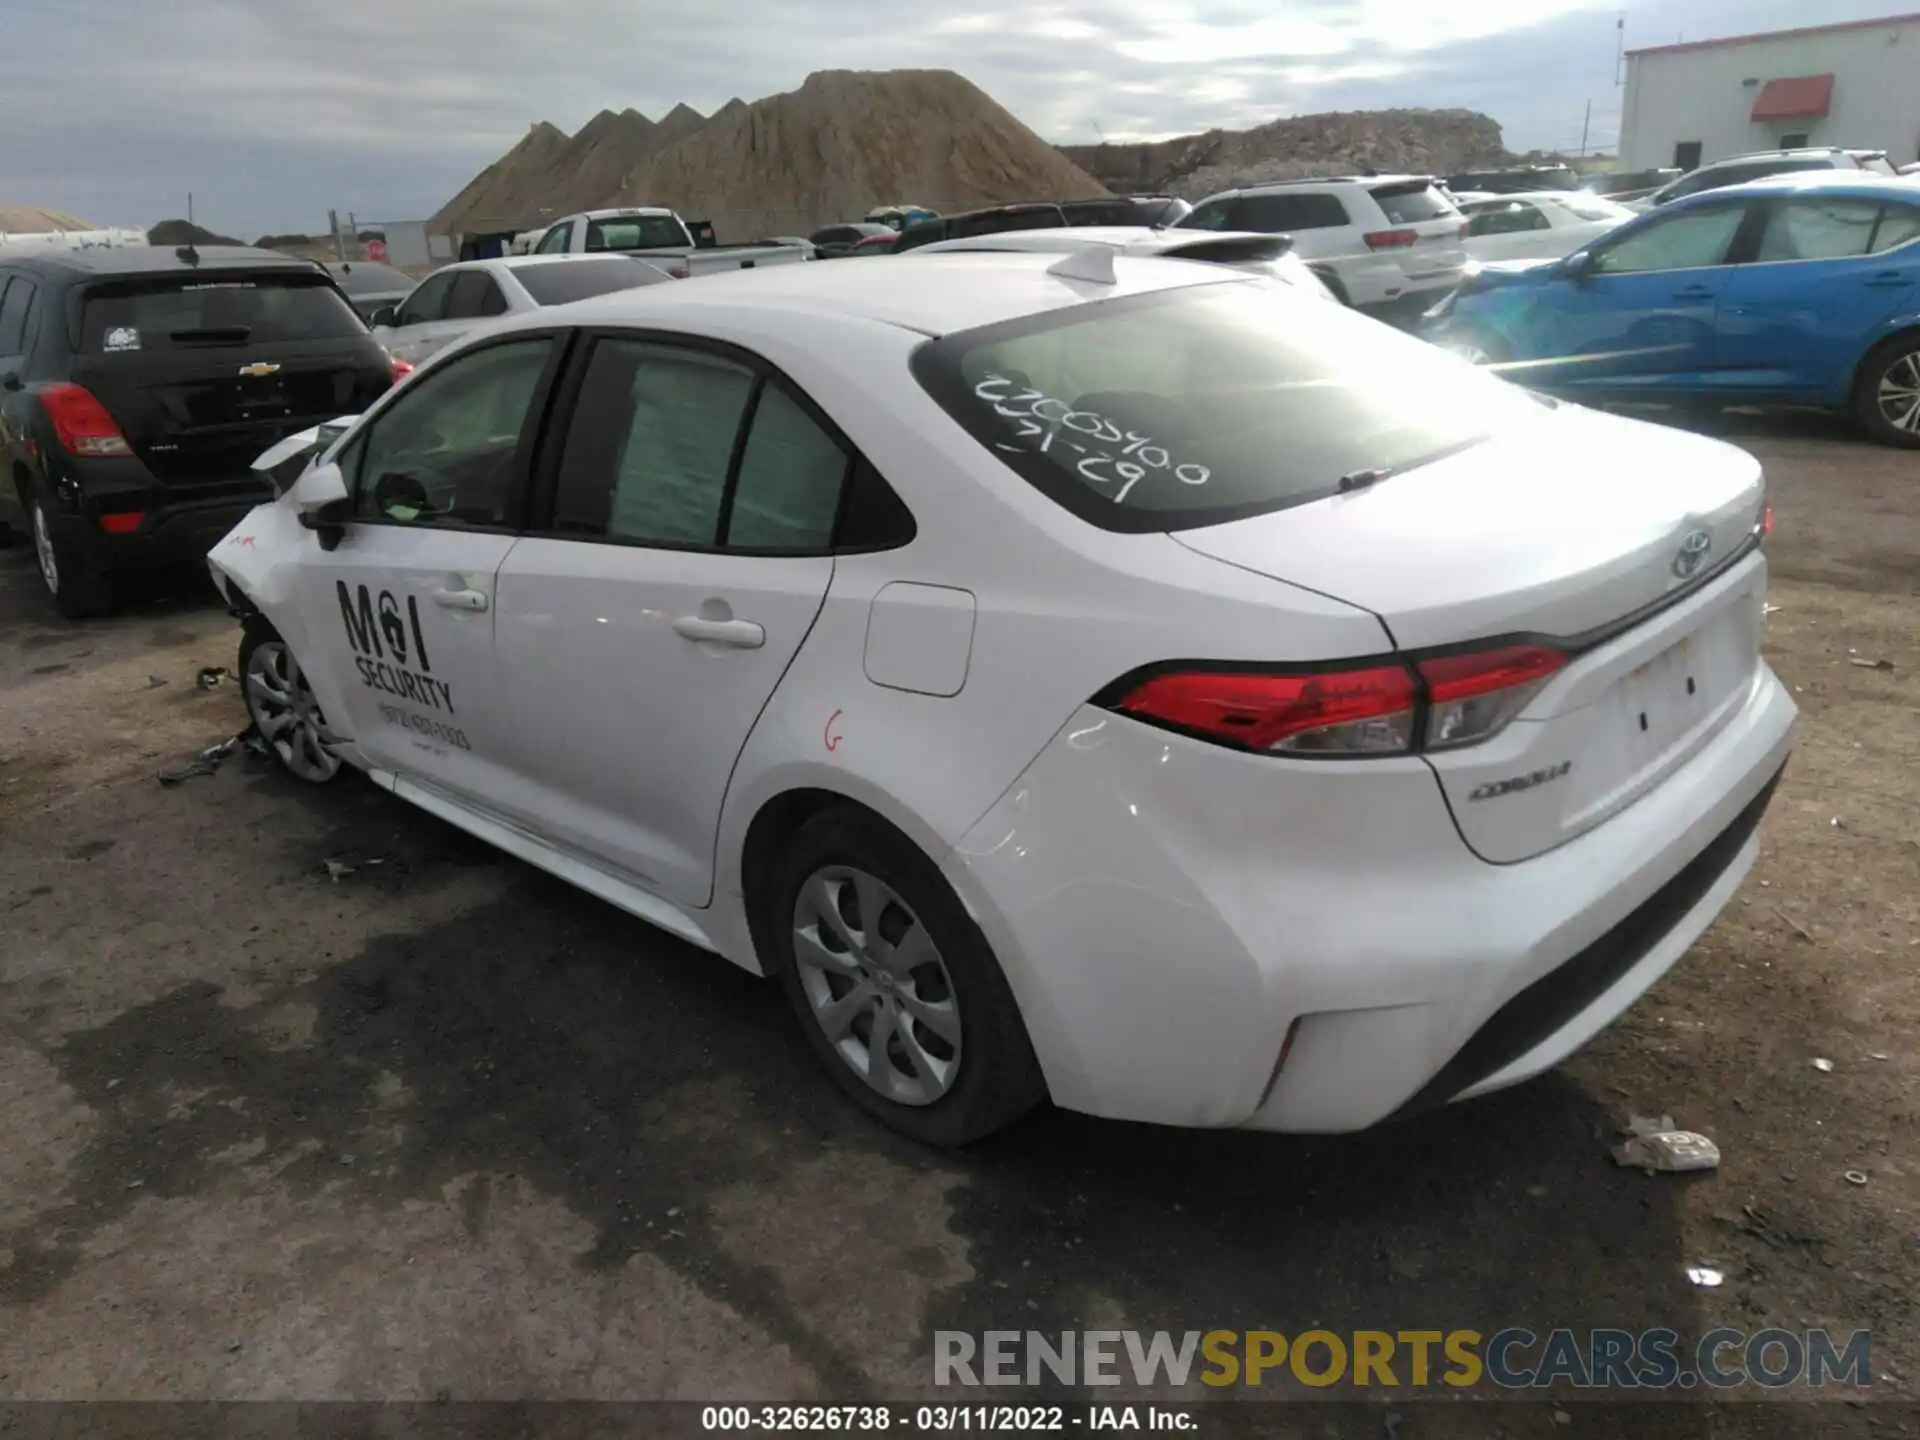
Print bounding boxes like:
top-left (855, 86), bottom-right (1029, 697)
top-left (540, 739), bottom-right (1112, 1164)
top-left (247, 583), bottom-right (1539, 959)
top-left (1176, 175), bottom-right (1467, 323)
top-left (1640, 147), bottom-right (1896, 209)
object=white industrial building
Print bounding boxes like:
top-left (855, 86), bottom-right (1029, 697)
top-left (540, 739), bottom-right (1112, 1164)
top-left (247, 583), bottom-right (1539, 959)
top-left (1620, 11), bottom-right (1920, 170)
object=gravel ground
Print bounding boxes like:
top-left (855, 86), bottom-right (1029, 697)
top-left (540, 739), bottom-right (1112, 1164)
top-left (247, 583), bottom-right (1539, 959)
top-left (0, 411), bottom-right (1914, 1436)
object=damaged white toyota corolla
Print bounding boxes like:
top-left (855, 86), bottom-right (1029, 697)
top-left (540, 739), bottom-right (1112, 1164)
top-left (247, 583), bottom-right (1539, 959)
top-left (209, 250), bottom-right (1796, 1146)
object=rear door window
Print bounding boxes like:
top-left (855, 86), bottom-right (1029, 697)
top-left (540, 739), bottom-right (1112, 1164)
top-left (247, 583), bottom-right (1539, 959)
top-left (551, 339), bottom-right (756, 545)
top-left (1871, 204), bottom-right (1920, 253)
top-left (1231, 193), bottom-right (1351, 231)
top-left (445, 270), bottom-right (508, 320)
top-left (535, 223), bottom-right (574, 254)
top-left (1370, 183), bottom-right (1457, 223)
top-left (79, 273), bottom-right (366, 352)
top-left (1756, 198), bottom-right (1881, 262)
top-left (910, 282), bottom-right (1544, 533)
top-left (1467, 201), bottom-right (1549, 236)
top-left (1177, 199), bottom-right (1236, 232)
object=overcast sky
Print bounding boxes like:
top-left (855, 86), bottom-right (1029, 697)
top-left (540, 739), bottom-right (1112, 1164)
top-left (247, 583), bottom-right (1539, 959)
top-left (0, 0), bottom-right (1902, 236)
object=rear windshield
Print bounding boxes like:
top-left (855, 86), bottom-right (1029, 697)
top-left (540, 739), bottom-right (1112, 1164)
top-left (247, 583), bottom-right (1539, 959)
top-left (1371, 182), bottom-right (1458, 223)
top-left (583, 216), bottom-right (690, 251)
top-left (910, 282), bottom-right (1544, 533)
top-left (515, 257), bottom-right (670, 305)
top-left (80, 273), bottom-right (367, 352)
top-left (1858, 153), bottom-right (1896, 176)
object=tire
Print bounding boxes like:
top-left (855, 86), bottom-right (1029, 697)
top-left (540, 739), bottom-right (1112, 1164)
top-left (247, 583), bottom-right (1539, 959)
top-left (766, 806), bottom-right (1046, 1146)
top-left (1852, 331), bottom-right (1920, 449)
top-left (30, 494), bottom-right (114, 619)
top-left (238, 619), bottom-right (345, 784)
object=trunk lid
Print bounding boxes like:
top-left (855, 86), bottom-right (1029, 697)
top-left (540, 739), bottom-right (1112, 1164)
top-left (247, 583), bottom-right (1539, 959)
top-left (73, 269), bottom-right (390, 502)
top-left (1173, 406), bottom-right (1769, 862)
top-left (1368, 180), bottom-right (1467, 283)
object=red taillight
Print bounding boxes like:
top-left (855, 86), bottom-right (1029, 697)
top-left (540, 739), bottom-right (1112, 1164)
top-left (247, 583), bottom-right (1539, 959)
top-left (98, 511), bottom-right (144, 534)
top-left (1760, 504), bottom-right (1773, 538)
top-left (40, 382), bottom-right (132, 458)
top-left (1109, 664), bottom-right (1418, 756)
top-left (1417, 645), bottom-right (1566, 750)
top-left (389, 356), bottom-right (415, 384)
top-left (1364, 228), bottom-right (1419, 250)
top-left (1105, 643), bottom-right (1567, 758)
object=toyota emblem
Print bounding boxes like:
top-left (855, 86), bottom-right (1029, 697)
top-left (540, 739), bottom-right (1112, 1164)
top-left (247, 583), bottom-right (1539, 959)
top-left (1673, 528), bottom-right (1713, 578)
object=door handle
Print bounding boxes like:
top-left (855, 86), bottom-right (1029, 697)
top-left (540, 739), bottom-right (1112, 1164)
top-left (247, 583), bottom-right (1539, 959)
top-left (1671, 285), bottom-right (1714, 300)
top-left (432, 587), bottom-right (489, 612)
top-left (1865, 272), bottom-right (1913, 288)
top-left (672, 616), bottom-right (765, 648)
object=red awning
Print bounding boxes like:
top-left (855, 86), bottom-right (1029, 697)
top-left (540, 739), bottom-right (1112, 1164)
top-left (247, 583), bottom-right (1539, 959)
top-left (1751, 74), bottom-right (1835, 122)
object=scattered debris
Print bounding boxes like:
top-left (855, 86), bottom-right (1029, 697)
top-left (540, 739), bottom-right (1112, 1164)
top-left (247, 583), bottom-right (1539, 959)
top-left (243, 730), bottom-right (274, 760)
top-left (1831, 816), bottom-right (1849, 831)
top-left (1612, 1114), bottom-right (1721, 1173)
top-left (1870, 1053), bottom-right (1890, 1062)
top-left (226, 1340), bottom-right (242, 1354)
top-left (666, 1206), bottom-right (681, 1217)
top-left (1552, 1411), bottom-right (1571, 1426)
top-left (324, 859), bottom-right (355, 882)
top-left (1685, 1265), bottom-right (1724, 1288)
top-left (147, 675), bottom-right (168, 689)
top-left (1770, 906), bottom-right (1815, 942)
top-left (1846, 656), bottom-right (1893, 671)
top-left (1843, 1170), bottom-right (1869, 1187)
top-left (1763, 603), bottom-right (1782, 615)
top-left (106, 1078), bottom-right (121, 1090)
top-left (157, 735), bottom-right (243, 786)
top-left (196, 666), bottom-right (232, 689)
top-left (1812, 1057), bottom-right (1834, 1073)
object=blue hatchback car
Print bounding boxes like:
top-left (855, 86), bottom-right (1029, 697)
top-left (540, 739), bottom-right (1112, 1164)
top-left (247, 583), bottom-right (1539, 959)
top-left (1423, 172), bottom-right (1920, 446)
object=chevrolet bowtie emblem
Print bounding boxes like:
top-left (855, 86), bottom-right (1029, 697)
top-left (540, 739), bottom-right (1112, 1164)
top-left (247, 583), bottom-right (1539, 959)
top-left (237, 362), bottom-right (281, 378)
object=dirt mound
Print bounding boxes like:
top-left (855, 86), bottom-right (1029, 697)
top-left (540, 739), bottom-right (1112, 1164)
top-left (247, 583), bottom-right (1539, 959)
top-left (1060, 108), bottom-right (1507, 200)
top-left (431, 121), bottom-right (573, 235)
top-left (541, 108), bottom-right (661, 219)
top-left (0, 204), bottom-right (97, 233)
top-left (602, 69), bottom-right (1107, 240)
top-left (653, 102), bottom-right (709, 148)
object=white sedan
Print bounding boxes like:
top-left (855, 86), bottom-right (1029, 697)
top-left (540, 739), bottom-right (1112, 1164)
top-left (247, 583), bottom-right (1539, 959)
top-left (902, 225), bottom-right (1339, 301)
top-left (370, 254), bottom-right (675, 367)
top-left (1458, 191), bottom-right (1637, 262)
top-left (210, 251), bottom-right (1795, 1146)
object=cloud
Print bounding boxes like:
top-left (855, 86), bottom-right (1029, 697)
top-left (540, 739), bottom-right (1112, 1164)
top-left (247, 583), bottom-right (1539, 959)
top-left (0, 0), bottom-right (1904, 235)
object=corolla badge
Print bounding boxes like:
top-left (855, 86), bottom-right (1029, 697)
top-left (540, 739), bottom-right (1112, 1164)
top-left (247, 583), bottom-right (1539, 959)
top-left (1672, 528), bottom-right (1712, 578)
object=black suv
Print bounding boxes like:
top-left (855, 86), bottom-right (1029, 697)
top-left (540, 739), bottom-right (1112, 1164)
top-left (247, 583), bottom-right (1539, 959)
top-left (1444, 165), bottom-right (1583, 195)
top-left (893, 195), bottom-right (1193, 253)
top-left (0, 245), bottom-right (397, 616)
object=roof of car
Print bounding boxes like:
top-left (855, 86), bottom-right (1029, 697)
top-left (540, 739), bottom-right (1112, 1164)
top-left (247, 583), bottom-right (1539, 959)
top-left (908, 226), bottom-right (1277, 256)
top-left (1203, 174), bottom-right (1431, 198)
top-left (8, 244), bottom-right (323, 279)
top-left (523, 250), bottom-right (1242, 338)
top-left (1708, 171), bottom-right (1920, 197)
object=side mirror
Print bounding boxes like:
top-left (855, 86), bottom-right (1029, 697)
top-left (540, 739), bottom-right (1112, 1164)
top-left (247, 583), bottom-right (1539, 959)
top-left (1561, 251), bottom-right (1596, 281)
top-left (292, 462), bottom-right (352, 551)
top-left (370, 305), bottom-right (399, 328)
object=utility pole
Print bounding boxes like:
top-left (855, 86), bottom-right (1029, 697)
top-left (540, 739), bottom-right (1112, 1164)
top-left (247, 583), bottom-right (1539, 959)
top-left (328, 209), bottom-right (347, 262)
top-left (1580, 99), bottom-right (1592, 156)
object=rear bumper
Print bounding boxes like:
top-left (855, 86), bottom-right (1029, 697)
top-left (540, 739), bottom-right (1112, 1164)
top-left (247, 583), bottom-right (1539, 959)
top-left (949, 662), bottom-right (1797, 1132)
top-left (1356, 282), bottom-right (1462, 329)
top-left (44, 472), bottom-right (272, 573)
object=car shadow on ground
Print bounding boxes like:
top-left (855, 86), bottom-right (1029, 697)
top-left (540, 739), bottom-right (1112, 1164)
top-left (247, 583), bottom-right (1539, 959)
top-left (9, 764), bottom-right (1775, 1427)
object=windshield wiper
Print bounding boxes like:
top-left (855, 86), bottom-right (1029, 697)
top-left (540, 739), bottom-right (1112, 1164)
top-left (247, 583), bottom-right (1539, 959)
top-left (170, 326), bottom-right (252, 345)
top-left (1337, 467), bottom-right (1391, 493)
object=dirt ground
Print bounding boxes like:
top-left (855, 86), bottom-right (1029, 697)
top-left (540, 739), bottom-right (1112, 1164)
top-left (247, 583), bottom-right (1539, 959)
top-left (0, 411), bottom-right (1914, 1437)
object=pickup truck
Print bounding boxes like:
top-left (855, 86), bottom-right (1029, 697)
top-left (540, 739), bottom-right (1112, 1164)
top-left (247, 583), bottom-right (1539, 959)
top-left (524, 208), bottom-right (810, 277)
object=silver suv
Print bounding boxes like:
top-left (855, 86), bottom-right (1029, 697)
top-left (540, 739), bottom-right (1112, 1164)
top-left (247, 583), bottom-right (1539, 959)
top-left (1643, 147), bottom-right (1896, 208)
top-left (1176, 175), bottom-right (1467, 324)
